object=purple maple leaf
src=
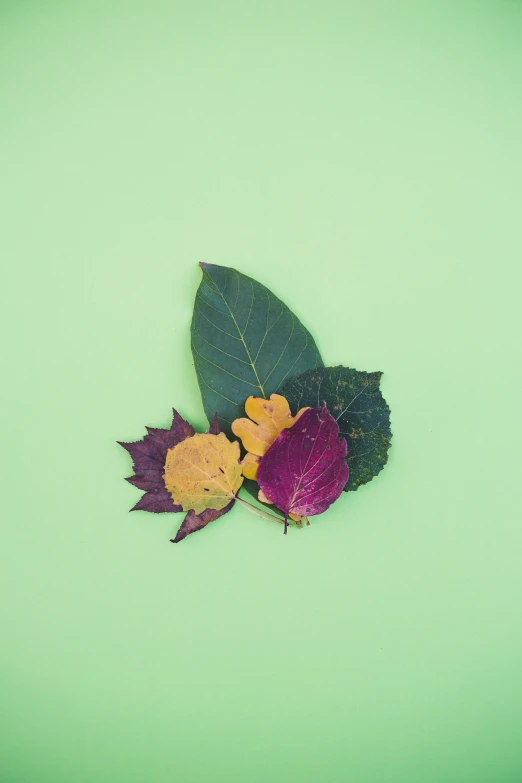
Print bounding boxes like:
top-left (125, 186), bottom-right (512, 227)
top-left (257, 405), bottom-right (348, 530)
top-left (119, 411), bottom-right (234, 542)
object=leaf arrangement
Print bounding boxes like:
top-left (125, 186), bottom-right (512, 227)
top-left (120, 264), bottom-right (392, 542)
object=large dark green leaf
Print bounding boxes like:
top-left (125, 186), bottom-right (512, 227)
top-left (279, 365), bottom-right (392, 491)
top-left (191, 263), bottom-right (323, 434)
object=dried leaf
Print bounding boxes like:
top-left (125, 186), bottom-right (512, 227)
top-left (120, 410), bottom-right (237, 542)
top-left (239, 451), bottom-right (261, 480)
top-left (207, 413), bottom-right (221, 435)
top-left (232, 394), bottom-right (310, 520)
top-left (164, 433), bottom-right (243, 514)
top-left (118, 409), bottom-right (195, 513)
top-left (232, 394), bottom-right (309, 458)
top-left (171, 501), bottom-right (235, 543)
top-left (191, 264), bottom-right (323, 435)
top-left (279, 366), bottom-right (392, 491)
top-left (257, 406), bottom-right (348, 519)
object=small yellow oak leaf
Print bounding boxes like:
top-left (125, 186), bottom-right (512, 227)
top-left (232, 394), bottom-right (310, 459)
top-left (163, 432), bottom-right (243, 514)
top-left (232, 394), bottom-right (310, 523)
top-left (240, 451), bottom-right (261, 480)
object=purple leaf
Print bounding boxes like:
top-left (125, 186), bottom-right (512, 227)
top-left (257, 405), bottom-right (348, 521)
top-left (171, 500), bottom-right (235, 543)
top-left (118, 408), bottom-right (195, 514)
top-left (120, 410), bottom-right (236, 542)
top-left (207, 413), bottom-right (221, 435)
top-left (131, 487), bottom-right (178, 514)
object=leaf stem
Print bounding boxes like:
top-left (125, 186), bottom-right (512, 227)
top-left (234, 497), bottom-right (291, 527)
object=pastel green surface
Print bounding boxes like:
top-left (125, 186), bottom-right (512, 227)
top-left (1, 2), bottom-right (522, 782)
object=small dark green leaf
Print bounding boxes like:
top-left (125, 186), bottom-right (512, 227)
top-left (279, 366), bottom-right (392, 491)
top-left (191, 263), bottom-right (323, 434)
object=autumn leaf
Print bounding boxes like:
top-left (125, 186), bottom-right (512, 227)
top-left (257, 406), bottom-right (348, 529)
top-left (239, 451), bottom-right (261, 480)
top-left (232, 394), bottom-right (309, 479)
top-left (279, 366), bottom-right (392, 491)
top-left (119, 411), bottom-right (237, 543)
top-left (164, 432), bottom-right (244, 514)
top-left (118, 409), bottom-right (195, 513)
top-left (120, 266), bottom-right (393, 545)
top-left (231, 393), bottom-right (309, 522)
top-left (170, 502), bottom-right (234, 544)
top-left (233, 393), bottom-right (310, 456)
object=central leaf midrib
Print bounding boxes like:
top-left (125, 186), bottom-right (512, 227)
top-left (209, 276), bottom-right (266, 399)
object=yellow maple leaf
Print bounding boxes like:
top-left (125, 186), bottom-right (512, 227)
top-left (163, 432), bottom-right (243, 514)
top-left (232, 394), bottom-right (310, 479)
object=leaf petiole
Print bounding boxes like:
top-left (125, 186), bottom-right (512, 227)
top-left (234, 496), bottom-right (294, 528)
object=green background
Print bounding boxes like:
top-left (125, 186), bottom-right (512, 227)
top-left (2, 2), bottom-right (522, 781)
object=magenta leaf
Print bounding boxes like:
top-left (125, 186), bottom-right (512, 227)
top-left (257, 405), bottom-right (348, 525)
top-left (119, 410), bottom-right (235, 542)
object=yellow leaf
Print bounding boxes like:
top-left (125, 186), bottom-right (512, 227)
top-left (232, 394), bottom-right (309, 524)
top-left (232, 394), bottom-right (309, 459)
top-left (240, 452), bottom-right (260, 480)
top-left (245, 394), bottom-right (305, 429)
top-left (163, 433), bottom-right (243, 514)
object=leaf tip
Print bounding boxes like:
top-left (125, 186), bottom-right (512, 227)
top-left (198, 262), bottom-right (224, 278)
top-left (207, 413), bottom-right (221, 435)
top-left (118, 440), bottom-right (134, 454)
